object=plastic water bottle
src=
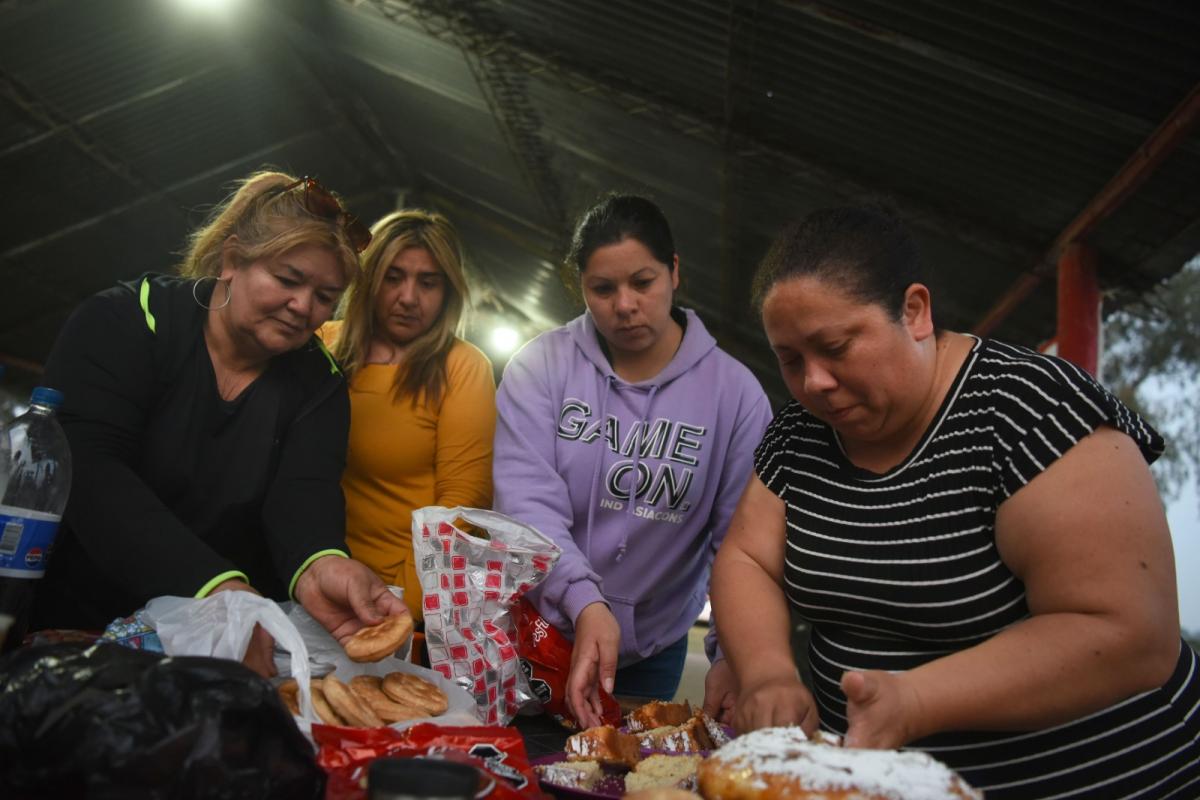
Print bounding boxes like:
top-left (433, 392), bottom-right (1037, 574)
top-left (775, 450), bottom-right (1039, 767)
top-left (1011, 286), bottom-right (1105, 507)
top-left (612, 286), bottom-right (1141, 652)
top-left (0, 386), bottom-right (73, 654)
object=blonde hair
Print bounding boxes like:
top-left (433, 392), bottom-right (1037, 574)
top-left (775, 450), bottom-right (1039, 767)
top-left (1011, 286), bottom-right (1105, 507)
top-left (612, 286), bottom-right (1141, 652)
top-left (333, 209), bottom-right (470, 407)
top-left (178, 170), bottom-right (361, 284)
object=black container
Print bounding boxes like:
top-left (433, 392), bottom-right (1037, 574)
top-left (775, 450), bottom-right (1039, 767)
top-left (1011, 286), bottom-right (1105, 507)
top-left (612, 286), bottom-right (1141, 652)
top-left (367, 758), bottom-right (480, 800)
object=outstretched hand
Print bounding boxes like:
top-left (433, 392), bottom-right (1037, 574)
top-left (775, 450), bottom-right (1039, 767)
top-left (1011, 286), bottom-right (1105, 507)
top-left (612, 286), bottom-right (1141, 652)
top-left (734, 672), bottom-right (819, 735)
top-left (842, 669), bottom-right (922, 749)
top-left (567, 602), bottom-right (621, 729)
top-left (294, 555), bottom-right (410, 644)
top-left (702, 658), bottom-right (738, 725)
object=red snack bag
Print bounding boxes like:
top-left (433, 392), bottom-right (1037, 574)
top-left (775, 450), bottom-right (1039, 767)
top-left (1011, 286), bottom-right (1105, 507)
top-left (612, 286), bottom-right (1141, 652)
top-left (316, 723), bottom-right (544, 800)
top-left (514, 598), bottom-right (621, 730)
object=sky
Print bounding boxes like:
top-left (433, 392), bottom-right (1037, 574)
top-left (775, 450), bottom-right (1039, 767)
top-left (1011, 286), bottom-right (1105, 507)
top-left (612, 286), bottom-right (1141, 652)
top-left (1137, 324), bottom-right (1198, 636)
top-left (1168, 481), bottom-right (1199, 635)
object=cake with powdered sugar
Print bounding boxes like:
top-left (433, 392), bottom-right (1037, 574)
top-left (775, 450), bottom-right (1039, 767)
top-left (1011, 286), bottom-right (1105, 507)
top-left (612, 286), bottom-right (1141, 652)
top-left (534, 759), bottom-right (603, 790)
top-left (627, 700), bottom-right (695, 732)
top-left (636, 709), bottom-right (732, 753)
top-left (565, 725), bottom-right (641, 768)
top-left (697, 726), bottom-right (982, 800)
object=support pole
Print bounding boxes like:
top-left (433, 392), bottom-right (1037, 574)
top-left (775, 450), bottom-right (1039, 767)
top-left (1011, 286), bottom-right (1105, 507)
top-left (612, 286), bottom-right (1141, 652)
top-left (1056, 243), bottom-right (1100, 376)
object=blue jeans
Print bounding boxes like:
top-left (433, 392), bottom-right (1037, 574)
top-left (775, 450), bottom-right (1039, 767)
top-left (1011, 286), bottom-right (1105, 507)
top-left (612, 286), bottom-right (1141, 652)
top-left (612, 633), bottom-right (689, 701)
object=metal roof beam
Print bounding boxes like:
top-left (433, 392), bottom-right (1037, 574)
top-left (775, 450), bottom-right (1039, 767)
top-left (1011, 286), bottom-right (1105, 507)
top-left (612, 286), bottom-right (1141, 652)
top-left (371, 0), bottom-right (1038, 268)
top-left (273, 1), bottom-right (413, 186)
top-left (974, 81), bottom-right (1200, 336)
top-left (779, 0), bottom-right (1165, 143)
top-left (0, 66), bottom-right (185, 217)
top-left (1, 131), bottom-right (324, 262)
top-left (370, 0), bottom-right (570, 238)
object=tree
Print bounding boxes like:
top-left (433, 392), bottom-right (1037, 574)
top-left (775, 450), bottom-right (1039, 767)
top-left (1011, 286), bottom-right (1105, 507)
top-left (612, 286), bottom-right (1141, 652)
top-left (1103, 255), bottom-right (1200, 507)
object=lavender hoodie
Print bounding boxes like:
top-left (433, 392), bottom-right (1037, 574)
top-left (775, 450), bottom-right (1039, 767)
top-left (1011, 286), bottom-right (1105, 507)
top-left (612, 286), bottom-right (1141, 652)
top-left (494, 308), bottom-right (771, 666)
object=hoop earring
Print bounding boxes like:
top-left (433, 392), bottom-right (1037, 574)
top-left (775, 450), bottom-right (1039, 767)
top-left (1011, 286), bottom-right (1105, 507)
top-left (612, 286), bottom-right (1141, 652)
top-left (192, 276), bottom-right (232, 310)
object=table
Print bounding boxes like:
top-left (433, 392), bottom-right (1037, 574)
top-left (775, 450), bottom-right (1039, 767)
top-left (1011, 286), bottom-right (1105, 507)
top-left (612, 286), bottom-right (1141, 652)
top-left (510, 711), bottom-right (570, 758)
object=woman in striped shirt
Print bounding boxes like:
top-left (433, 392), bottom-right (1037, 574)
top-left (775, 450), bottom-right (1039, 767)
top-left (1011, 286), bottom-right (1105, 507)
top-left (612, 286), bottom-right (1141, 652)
top-left (711, 204), bottom-right (1199, 798)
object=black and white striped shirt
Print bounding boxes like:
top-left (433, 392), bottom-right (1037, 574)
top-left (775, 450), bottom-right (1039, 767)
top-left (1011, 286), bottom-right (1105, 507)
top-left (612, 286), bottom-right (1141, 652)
top-left (754, 336), bottom-right (1200, 799)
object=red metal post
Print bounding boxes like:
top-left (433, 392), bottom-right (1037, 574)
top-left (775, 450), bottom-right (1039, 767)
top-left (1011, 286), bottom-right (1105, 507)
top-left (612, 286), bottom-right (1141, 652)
top-left (1056, 243), bottom-right (1100, 375)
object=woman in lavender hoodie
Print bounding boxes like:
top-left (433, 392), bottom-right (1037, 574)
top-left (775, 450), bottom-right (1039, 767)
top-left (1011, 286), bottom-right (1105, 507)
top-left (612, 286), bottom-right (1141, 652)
top-left (494, 194), bottom-right (772, 728)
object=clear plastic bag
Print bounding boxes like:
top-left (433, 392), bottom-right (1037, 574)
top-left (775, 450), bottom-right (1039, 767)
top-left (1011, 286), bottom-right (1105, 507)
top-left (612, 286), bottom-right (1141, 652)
top-left (411, 506), bottom-right (561, 726)
top-left (142, 591), bottom-right (317, 720)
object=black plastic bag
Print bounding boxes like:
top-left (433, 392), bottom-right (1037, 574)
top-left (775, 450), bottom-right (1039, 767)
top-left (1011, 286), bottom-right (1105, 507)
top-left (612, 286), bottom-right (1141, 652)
top-left (0, 642), bottom-right (324, 799)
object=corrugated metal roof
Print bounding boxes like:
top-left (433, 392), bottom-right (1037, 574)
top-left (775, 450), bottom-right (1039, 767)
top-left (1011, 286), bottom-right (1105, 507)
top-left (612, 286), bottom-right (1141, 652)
top-left (1, 0), bottom-right (1197, 402)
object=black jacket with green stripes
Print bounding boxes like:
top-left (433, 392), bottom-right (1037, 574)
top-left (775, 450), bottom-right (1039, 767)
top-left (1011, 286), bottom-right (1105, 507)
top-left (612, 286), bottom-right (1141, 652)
top-left (32, 273), bottom-right (351, 631)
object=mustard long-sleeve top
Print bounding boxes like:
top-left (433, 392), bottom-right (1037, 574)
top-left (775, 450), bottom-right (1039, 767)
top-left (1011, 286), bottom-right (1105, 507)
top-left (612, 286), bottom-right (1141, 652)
top-left (320, 322), bottom-right (497, 621)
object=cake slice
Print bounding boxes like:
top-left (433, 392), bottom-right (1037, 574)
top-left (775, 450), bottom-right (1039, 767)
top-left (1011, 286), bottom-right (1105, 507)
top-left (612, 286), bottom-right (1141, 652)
top-left (624, 754), bottom-right (701, 792)
top-left (637, 714), bottom-right (714, 753)
top-left (627, 700), bottom-right (694, 732)
top-left (565, 725), bottom-right (641, 768)
top-left (535, 759), bottom-right (603, 790)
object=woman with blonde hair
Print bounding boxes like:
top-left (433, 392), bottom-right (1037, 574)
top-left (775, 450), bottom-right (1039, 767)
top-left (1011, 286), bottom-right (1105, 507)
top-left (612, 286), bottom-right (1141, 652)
top-left (33, 171), bottom-right (409, 675)
top-left (322, 209), bottom-right (496, 624)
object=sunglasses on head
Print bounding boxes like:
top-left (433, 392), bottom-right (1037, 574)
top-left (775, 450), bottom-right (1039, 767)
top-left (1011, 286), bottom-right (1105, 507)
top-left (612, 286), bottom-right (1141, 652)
top-left (278, 176), bottom-right (372, 253)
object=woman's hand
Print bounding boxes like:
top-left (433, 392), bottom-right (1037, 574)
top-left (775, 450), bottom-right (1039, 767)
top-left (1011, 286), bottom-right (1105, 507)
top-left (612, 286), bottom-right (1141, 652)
top-left (294, 555), bottom-right (410, 643)
top-left (702, 658), bottom-right (738, 725)
top-left (735, 672), bottom-right (819, 735)
top-left (842, 670), bottom-right (922, 749)
top-left (209, 578), bottom-right (276, 678)
top-left (567, 602), bottom-right (621, 729)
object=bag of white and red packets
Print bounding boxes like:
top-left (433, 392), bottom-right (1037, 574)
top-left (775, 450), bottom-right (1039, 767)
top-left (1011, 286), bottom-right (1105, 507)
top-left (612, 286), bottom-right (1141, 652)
top-left (412, 507), bottom-right (561, 726)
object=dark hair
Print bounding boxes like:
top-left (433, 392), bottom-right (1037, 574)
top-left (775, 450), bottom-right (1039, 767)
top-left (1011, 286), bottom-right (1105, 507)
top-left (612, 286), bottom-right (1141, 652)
top-left (566, 193), bottom-right (676, 274)
top-left (752, 203), bottom-right (934, 326)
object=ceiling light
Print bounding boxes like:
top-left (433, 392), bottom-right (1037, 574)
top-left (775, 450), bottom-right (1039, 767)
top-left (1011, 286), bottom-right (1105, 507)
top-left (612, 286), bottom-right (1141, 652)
top-left (490, 327), bottom-right (520, 355)
top-left (173, 0), bottom-right (239, 15)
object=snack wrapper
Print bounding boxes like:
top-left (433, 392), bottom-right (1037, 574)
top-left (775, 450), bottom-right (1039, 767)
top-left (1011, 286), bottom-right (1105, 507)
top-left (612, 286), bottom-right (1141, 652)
top-left (317, 723), bottom-right (543, 800)
top-left (412, 506), bottom-right (561, 726)
top-left (514, 598), bottom-right (621, 729)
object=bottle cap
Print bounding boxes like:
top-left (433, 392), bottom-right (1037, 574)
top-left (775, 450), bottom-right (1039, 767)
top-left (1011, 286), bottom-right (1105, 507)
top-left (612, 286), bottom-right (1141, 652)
top-left (30, 386), bottom-right (64, 409)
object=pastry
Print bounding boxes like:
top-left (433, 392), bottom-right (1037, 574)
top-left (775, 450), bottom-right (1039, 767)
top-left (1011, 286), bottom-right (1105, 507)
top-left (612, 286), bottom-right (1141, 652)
top-left (276, 678), bottom-right (300, 716)
top-left (624, 754), bottom-right (701, 792)
top-left (344, 614), bottom-right (414, 662)
top-left (321, 672), bottom-right (385, 728)
top-left (310, 679), bottom-right (347, 726)
top-left (697, 726), bottom-right (983, 800)
top-left (534, 760), bottom-right (603, 791)
top-left (695, 709), bottom-right (732, 748)
top-left (564, 725), bottom-right (641, 768)
top-left (627, 700), bottom-right (694, 732)
top-left (380, 671), bottom-right (449, 716)
top-left (636, 715), bottom-right (714, 753)
top-left (349, 674), bottom-right (428, 724)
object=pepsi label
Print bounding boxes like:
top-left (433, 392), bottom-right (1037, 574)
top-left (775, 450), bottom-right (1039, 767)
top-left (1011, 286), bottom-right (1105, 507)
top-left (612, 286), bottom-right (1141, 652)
top-left (0, 505), bottom-right (61, 579)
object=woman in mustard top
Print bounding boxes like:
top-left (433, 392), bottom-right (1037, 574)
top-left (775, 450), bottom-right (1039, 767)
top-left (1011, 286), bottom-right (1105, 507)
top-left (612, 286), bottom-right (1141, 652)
top-left (321, 210), bottom-right (496, 623)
